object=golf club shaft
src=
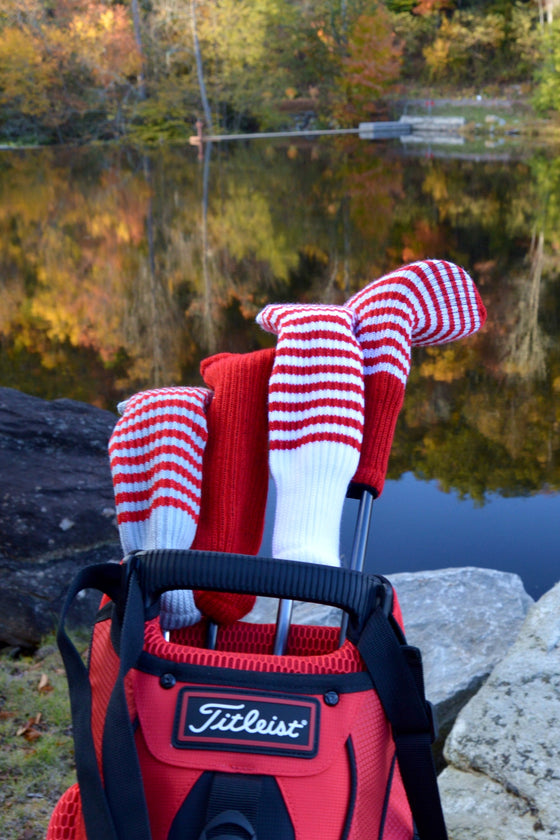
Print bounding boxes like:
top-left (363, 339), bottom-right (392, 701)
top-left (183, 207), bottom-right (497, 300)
top-left (273, 598), bottom-right (294, 655)
top-left (339, 488), bottom-right (374, 645)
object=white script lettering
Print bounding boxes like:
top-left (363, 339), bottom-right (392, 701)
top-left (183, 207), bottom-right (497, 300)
top-left (187, 701), bottom-right (309, 739)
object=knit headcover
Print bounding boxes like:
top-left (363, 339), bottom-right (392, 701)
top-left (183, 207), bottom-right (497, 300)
top-left (346, 259), bottom-right (487, 495)
top-left (257, 303), bottom-right (364, 568)
top-left (192, 349), bottom-right (275, 625)
top-left (108, 386), bottom-right (211, 630)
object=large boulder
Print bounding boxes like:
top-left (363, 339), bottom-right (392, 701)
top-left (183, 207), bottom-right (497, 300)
top-left (388, 567), bottom-right (533, 762)
top-left (439, 582), bottom-right (560, 839)
top-left (0, 387), bottom-right (121, 648)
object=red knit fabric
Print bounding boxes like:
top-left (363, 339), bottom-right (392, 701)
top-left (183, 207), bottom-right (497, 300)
top-left (192, 349), bottom-right (275, 624)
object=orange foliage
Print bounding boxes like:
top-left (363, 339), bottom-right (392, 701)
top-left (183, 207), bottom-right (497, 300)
top-left (333, 8), bottom-right (402, 126)
top-left (413, 0), bottom-right (453, 15)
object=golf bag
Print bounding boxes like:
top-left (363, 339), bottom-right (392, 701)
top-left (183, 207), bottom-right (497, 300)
top-left (47, 549), bottom-right (447, 840)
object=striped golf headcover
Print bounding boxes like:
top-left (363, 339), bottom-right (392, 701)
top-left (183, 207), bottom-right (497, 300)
top-left (346, 259), bottom-right (487, 495)
top-left (257, 303), bottom-right (364, 568)
top-left (108, 386), bottom-right (212, 629)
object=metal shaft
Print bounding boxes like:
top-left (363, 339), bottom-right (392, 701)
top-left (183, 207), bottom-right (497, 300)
top-left (339, 489), bottom-right (374, 645)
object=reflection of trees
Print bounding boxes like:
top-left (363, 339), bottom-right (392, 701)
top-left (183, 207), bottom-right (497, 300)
top-left (503, 230), bottom-right (547, 379)
top-left (1, 142), bottom-right (559, 502)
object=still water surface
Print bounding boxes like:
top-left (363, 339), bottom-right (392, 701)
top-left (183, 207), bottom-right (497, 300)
top-left (1, 136), bottom-right (558, 598)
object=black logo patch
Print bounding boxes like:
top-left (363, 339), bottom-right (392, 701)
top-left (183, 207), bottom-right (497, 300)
top-left (172, 687), bottom-right (320, 758)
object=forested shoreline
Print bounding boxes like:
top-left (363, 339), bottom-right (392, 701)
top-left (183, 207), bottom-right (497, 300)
top-left (1, 0), bottom-right (560, 145)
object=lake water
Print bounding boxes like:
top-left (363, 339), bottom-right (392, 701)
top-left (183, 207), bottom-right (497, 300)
top-left (1, 135), bottom-right (558, 599)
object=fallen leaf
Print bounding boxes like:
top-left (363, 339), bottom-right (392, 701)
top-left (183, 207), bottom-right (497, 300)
top-left (38, 673), bottom-right (53, 693)
top-left (16, 714), bottom-right (43, 741)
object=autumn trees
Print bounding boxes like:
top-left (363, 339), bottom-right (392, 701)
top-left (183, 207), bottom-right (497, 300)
top-left (0, 0), bottom-right (141, 142)
top-left (0, 0), bottom-right (554, 144)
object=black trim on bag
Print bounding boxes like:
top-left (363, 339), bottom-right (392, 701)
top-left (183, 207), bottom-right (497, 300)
top-left (341, 737), bottom-right (358, 840)
top-left (95, 601), bottom-right (114, 624)
top-left (377, 750), bottom-right (397, 839)
top-left (136, 649), bottom-right (373, 696)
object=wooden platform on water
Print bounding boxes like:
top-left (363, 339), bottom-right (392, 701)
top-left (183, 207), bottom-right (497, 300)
top-left (189, 116), bottom-right (466, 145)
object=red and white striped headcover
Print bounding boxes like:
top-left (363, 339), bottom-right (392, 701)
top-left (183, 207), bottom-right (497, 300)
top-left (348, 259), bottom-right (486, 386)
top-left (109, 386), bottom-right (211, 554)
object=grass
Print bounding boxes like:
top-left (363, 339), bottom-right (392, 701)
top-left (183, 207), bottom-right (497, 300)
top-left (0, 632), bottom-right (89, 840)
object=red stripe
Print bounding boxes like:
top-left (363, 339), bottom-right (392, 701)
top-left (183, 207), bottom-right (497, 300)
top-left (362, 353), bottom-right (409, 378)
top-left (275, 345), bottom-right (361, 363)
top-left (264, 310), bottom-right (353, 330)
top-left (123, 394), bottom-right (207, 417)
top-left (114, 477), bottom-right (202, 505)
top-left (275, 326), bottom-right (357, 342)
top-left (268, 396), bottom-right (363, 413)
top-left (353, 289), bottom-right (414, 319)
top-left (109, 442), bottom-right (204, 471)
top-left (269, 414), bottom-right (363, 434)
top-left (109, 438), bottom-right (205, 464)
top-left (117, 495), bottom-right (198, 525)
top-left (268, 380), bottom-right (364, 397)
top-left (355, 314), bottom-right (412, 341)
top-left (269, 431), bottom-right (362, 451)
top-left (110, 413), bottom-right (207, 443)
top-left (112, 461), bottom-right (203, 491)
top-left (351, 264), bottom-right (439, 339)
top-left (363, 338), bottom-right (412, 365)
top-left (271, 362), bottom-right (363, 379)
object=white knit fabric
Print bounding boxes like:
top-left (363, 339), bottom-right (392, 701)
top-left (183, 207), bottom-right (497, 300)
top-left (257, 304), bottom-right (364, 567)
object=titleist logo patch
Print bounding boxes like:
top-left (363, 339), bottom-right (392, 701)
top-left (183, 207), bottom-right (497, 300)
top-left (172, 687), bottom-right (320, 757)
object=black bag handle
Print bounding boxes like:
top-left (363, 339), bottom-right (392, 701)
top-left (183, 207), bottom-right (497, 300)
top-left (126, 549), bottom-right (392, 642)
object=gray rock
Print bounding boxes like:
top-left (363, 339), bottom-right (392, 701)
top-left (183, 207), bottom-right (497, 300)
top-left (440, 582), bottom-right (560, 839)
top-left (438, 767), bottom-right (546, 840)
top-left (388, 567), bottom-right (533, 758)
top-left (0, 387), bottom-right (121, 647)
top-left (0, 387), bottom-right (119, 559)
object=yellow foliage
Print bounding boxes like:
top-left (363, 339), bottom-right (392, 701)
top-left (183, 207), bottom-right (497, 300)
top-left (418, 345), bottom-right (478, 382)
top-left (0, 28), bottom-right (57, 116)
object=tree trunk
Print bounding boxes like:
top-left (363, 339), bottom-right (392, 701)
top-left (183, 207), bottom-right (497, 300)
top-left (131, 0), bottom-right (147, 99)
top-left (191, 0), bottom-right (214, 133)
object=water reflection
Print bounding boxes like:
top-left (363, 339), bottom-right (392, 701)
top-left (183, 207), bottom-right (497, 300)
top-left (0, 138), bottom-right (558, 591)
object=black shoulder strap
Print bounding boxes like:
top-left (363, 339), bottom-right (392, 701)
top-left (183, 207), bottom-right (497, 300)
top-left (357, 606), bottom-right (448, 840)
top-left (56, 563), bottom-right (123, 840)
top-left (57, 562), bottom-right (152, 840)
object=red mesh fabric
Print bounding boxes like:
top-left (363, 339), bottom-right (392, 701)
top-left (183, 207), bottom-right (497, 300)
top-left (380, 760), bottom-right (414, 839)
top-left (347, 689), bottom-right (413, 839)
top-left (89, 618), bottom-right (137, 768)
top-left (46, 784), bottom-right (85, 840)
top-left (151, 619), bottom-right (365, 674)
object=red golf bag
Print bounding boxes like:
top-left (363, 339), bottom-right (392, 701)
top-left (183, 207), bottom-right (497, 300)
top-left (47, 549), bottom-right (447, 840)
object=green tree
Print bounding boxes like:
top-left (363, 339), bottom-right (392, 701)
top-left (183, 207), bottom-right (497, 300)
top-left (533, 18), bottom-right (560, 112)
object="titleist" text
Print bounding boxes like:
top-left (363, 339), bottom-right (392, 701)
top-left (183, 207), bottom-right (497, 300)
top-left (188, 701), bottom-right (309, 739)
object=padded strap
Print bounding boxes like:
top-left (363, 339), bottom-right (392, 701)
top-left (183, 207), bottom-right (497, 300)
top-left (127, 549), bottom-right (391, 641)
top-left (357, 607), bottom-right (448, 840)
top-left (56, 563), bottom-right (123, 840)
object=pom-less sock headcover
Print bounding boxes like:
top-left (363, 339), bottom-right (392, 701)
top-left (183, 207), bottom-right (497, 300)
top-left (257, 303), bottom-right (364, 568)
top-left (192, 349), bottom-right (275, 624)
top-left (346, 259), bottom-right (487, 496)
top-left (108, 386), bottom-right (211, 630)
